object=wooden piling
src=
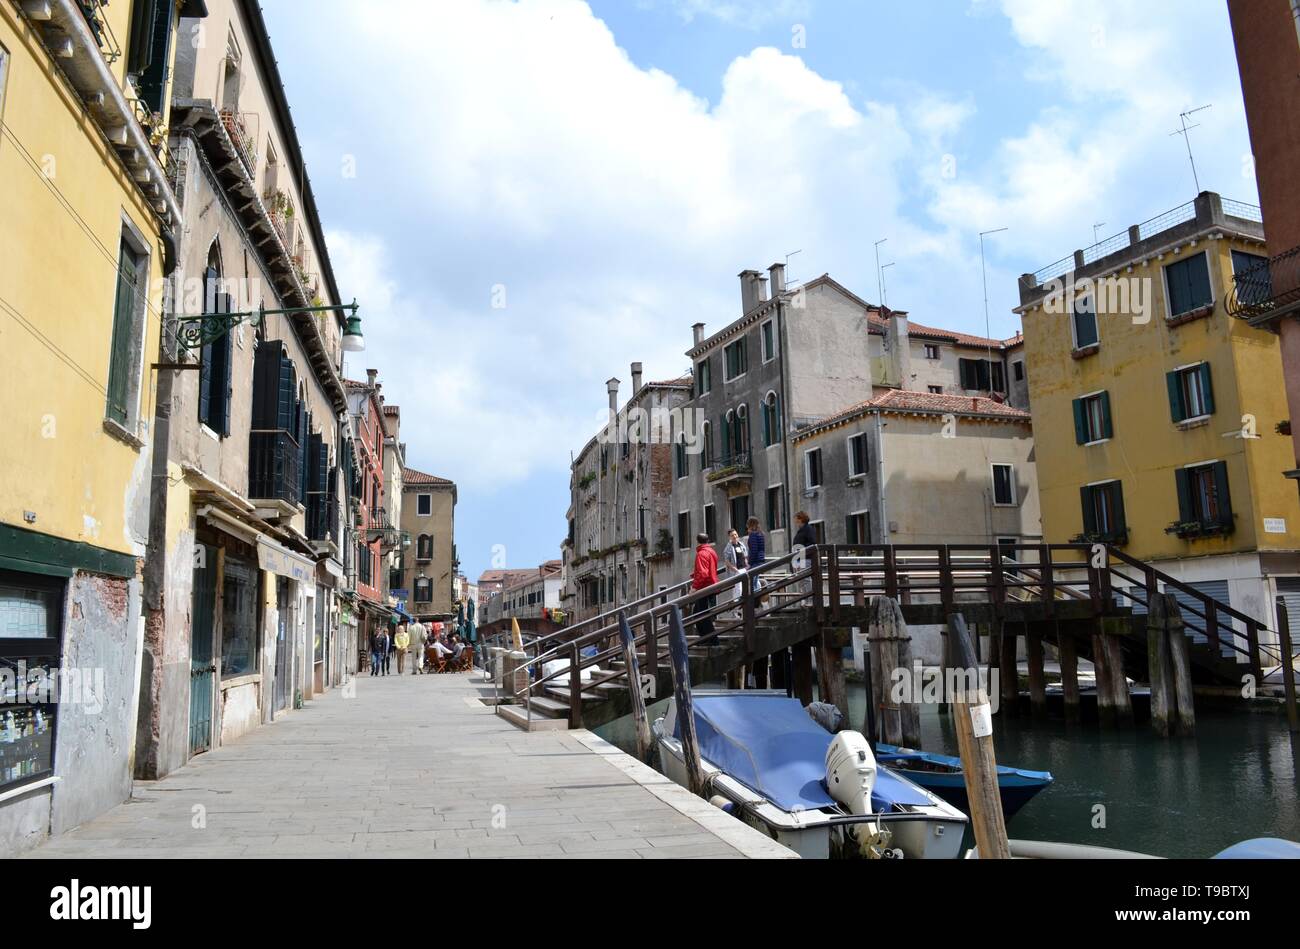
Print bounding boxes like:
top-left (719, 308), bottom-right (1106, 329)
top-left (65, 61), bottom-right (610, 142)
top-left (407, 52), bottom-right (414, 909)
top-left (998, 620), bottom-right (1019, 717)
top-left (1026, 624), bottom-right (1047, 720)
top-left (867, 596), bottom-right (920, 747)
top-left (817, 631), bottom-right (850, 725)
top-left (1057, 622), bottom-right (1080, 724)
top-left (1101, 617), bottom-right (1134, 726)
top-left (666, 605), bottom-right (705, 796)
top-left (1163, 597), bottom-right (1195, 736)
top-left (1147, 594), bottom-right (1175, 737)
top-left (946, 613), bottom-right (1011, 860)
top-left (1091, 627), bottom-right (1116, 727)
top-left (617, 612), bottom-right (652, 763)
top-left (1277, 596), bottom-right (1299, 734)
top-left (792, 639), bottom-right (814, 705)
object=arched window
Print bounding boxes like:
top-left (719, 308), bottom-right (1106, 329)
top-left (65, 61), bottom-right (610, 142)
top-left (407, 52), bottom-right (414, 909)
top-left (417, 533), bottom-right (433, 561)
top-left (198, 240), bottom-right (233, 436)
top-left (701, 421), bottom-right (713, 468)
top-left (734, 403), bottom-right (749, 458)
top-left (724, 409), bottom-right (735, 464)
top-left (762, 391), bottom-right (781, 446)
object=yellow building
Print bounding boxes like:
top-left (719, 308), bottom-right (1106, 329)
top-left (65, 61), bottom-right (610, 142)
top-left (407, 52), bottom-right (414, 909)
top-left (0, 0), bottom-right (204, 855)
top-left (1016, 191), bottom-right (1300, 637)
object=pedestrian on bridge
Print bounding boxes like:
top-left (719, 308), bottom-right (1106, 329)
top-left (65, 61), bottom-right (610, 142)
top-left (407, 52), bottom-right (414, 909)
top-left (692, 532), bottom-right (719, 639)
top-left (723, 528), bottom-right (749, 618)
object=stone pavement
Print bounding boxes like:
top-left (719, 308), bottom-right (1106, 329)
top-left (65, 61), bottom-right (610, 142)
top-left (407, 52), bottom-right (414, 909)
top-left (25, 669), bottom-right (793, 859)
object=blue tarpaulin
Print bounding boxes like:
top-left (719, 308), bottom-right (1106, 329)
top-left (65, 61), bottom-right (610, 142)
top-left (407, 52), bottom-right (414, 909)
top-left (672, 693), bottom-right (931, 812)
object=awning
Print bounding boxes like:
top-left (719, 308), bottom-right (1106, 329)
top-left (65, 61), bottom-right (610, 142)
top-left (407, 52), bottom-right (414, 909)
top-left (256, 537), bottom-right (316, 584)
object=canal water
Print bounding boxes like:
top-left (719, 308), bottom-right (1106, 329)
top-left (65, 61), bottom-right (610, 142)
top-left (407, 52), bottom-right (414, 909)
top-left (597, 685), bottom-right (1300, 858)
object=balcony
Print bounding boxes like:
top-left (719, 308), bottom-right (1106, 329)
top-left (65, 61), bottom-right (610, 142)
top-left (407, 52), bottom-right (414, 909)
top-left (1226, 245), bottom-right (1298, 328)
top-left (76, 0), bottom-right (121, 64)
top-left (706, 451), bottom-right (753, 489)
top-left (249, 430), bottom-right (301, 509)
top-left (220, 109), bottom-right (259, 176)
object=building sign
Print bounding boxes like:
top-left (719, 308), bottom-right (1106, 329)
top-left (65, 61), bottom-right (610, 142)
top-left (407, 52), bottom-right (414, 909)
top-left (1264, 518), bottom-right (1288, 534)
top-left (256, 538), bottom-right (315, 583)
top-left (390, 588), bottom-right (409, 599)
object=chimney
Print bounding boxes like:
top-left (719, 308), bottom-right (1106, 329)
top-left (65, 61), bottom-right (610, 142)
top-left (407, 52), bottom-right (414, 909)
top-left (739, 269), bottom-right (767, 313)
top-left (884, 309), bottom-right (911, 388)
top-left (366, 368), bottom-right (378, 387)
top-left (768, 262), bottom-right (786, 295)
top-left (692, 322), bottom-right (706, 345)
top-left (630, 362), bottom-right (643, 393)
top-left (606, 377), bottom-right (620, 419)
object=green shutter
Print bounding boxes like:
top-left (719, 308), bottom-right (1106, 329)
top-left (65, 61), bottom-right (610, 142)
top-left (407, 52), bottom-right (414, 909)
top-left (1080, 485), bottom-right (1097, 536)
top-left (134, 0), bottom-right (174, 115)
top-left (1099, 391), bottom-right (1114, 439)
top-left (106, 240), bottom-right (140, 425)
top-left (1174, 467), bottom-right (1193, 523)
top-left (1199, 362), bottom-right (1215, 416)
top-left (721, 415), bottom-right (731, 464)
top-left (1111, 482), bottom-right (1126, 536)
top-left (845, 515), bottom-right (856, 544)
top-left (1212, 460), bottom-right (1233, 528)
top-left (1072, 397), bottom-right (1087, 444)
top-left (1166, 370), bottom-right (1186, 423)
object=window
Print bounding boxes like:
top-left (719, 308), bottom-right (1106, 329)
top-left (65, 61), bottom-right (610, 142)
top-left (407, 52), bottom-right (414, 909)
top-left (805, 448), bottom-right (823, 489)
top-left (127, 0), bottom-right (176, 114)
top-left (416, 493), bottom-right (432, 517)
top-left (766, 485), bottom-right (785, 532)
top-left (675, 436), bottom-right (689, 479)
top-left (923, 344), bottom-right (940, 360)
top-left (0, 43), bottom-right (10, 127)
top-left (734, 403), bottom-right (749, 457)
top-left (1232, 250), bottom-right (1271, 308)
top-left (416, 533), bottom-right (433, 562)
top-left (701, 421), bottom-right (713, 468)
top-left (1176, 461), bottom-right (1233, 531)
top-left (1164, 253), bottom-right (1213, 318)
top-left (810, 521), bottom-right (826, 545)
top-left (761, 319), bottom-right (777, 362)
top-left (198, 268), bottom-right (233, 436)
top-left (219, 557), bottom-right (259, 677)
top-left (704, 504), bottom-right (716, 541)
top-left (0, 569), bottom-right (63, 792)
top-left (992, 464), bottom-right (1016, 506)
top-left (762, 392), bottom-right (781, 446)
top-left (696, 358), bottom-right (712, 397)
top-left (414, 578), bottom-right (432, 603)
top-left (677, 511), bottom-right (691, 549)
top-left (106, 227), bottom-right (149, 428)
top-left (1167, 363), bottom-right (1214, 423)
top-left (847, 433), bottom-right (868, 478)
top-left (729, 495), bottom-right (751, 533)
top-left (928, 385), bottom-right (943, 394)
top-left (724, 337), bottom-right (748, 381)
top-left (1080, 480), bottom-right (1126, 542)
top-left (845, 511), bottom-right (869, 545)
top-left (1072, 391), bottom-right (1113, 444)
top-left (958, 358), bottom-right (1004, 391)
top-left (1072, 296), bottom-right (1099, 350)
top-left (1013, 360), bottom-right (1024, 382)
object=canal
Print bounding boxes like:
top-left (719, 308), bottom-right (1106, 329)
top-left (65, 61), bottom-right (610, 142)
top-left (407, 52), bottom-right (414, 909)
top-left (596, 683), bottom-right (1300, 858)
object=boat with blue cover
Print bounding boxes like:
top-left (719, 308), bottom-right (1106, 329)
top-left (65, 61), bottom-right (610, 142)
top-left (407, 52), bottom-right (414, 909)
top-left (872, 743), bottom-right (1053, 821)
top-left (653, 691), bottom-right (968, 859)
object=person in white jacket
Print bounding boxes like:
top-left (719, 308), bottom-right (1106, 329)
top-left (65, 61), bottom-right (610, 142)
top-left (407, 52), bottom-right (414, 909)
top-left (408, 621), bottom-right (427, 674)
top-left (722, 528), bottom-right (749, 618)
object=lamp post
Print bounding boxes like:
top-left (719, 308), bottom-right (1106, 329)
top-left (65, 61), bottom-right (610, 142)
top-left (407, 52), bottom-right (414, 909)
top-left (174, 299), bottom-right (365, 352)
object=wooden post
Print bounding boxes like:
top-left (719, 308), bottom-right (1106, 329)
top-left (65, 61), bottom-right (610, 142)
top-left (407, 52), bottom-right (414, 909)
top-left (867, 596), bottom-right (919, 746)
top-left (946, 613), bottom-right (1011, 859)
top-left (1026, 623), bottom-right (1047, 720)
top-left (1101, 617), bottom-right (1134, 726)
top-left (741, 570), bottom-right (756, 656)
top-left (666, 605), bottom-right (705, 796)
top-left (643, 613), bottom-right (659, 685)
top-left (1091, 625), bottom-right (1116, 727)
top-left (998, 619), bottom-right (1018, 717)
top-left (770, 648), bottom-right (789, 690)
top-left (1147, 594), bottom-right (1173, 737)
top-left (1164, 597), bottom-right (1195, 737)
top-left (792, 639), bottom-right (814, 705)
top-left (1057, 622), bottom-right (1080, 724)
top-left (1276, 596), bottom-right (1299, 734)
top-left (817, 631), bottom-right (849, 725)
top-left (828, 546), bottom-right (841, 623)
top-left (568, 642), bottom-right (583, 729)
top-left (617, 613), bottom-right (652, 763)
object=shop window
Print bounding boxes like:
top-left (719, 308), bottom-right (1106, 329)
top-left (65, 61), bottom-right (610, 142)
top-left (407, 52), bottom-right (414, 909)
top-left (0, 570), bottom-right (63, 792)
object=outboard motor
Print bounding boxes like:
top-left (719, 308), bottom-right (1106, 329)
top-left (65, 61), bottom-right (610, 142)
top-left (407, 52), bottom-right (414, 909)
top-left (826, 731), bottom-right (898, 858)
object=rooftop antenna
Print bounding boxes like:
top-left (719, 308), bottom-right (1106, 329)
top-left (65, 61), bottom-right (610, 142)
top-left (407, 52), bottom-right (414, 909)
top-left (1093, 222), bottom-right (1107, 244)
top-left (874, 238), bottom-right (889, 305)
top-left (980, 227), bottom-right (1008, 392)
top-left (881, 262), bottom-right (896, 309)
top-left (1170, 104), bottom-right (1212, 195)
top-left (784, 249), bottom-right (803, 286)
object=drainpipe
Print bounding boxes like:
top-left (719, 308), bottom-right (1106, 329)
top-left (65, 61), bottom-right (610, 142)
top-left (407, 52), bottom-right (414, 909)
top-left (874, 411), bottom-right (888, 544)
top-left (777, 298), bottom-right (794, 550)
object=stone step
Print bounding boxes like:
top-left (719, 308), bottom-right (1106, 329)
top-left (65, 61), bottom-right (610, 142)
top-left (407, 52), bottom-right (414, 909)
top-left (495, 703), bottom-right (570, 732)
top-left (522, 695), bottom-right (570, 718)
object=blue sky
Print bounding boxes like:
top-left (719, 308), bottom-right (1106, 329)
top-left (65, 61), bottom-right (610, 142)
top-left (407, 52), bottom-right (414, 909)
top-left (260, 0), bottom-right (1255, 581)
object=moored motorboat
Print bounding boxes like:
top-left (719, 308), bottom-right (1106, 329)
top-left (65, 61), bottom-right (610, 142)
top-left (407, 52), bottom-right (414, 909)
top-left (873, 743), bottom-right (1053, 821)
top-left (653, 691), bottom-right (968, 859)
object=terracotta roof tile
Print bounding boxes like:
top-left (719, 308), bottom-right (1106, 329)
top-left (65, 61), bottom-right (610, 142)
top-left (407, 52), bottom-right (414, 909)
top-left (403, 467), bottom-right (454, 486)
top-left (798, 388), bottom-right (1030, 438)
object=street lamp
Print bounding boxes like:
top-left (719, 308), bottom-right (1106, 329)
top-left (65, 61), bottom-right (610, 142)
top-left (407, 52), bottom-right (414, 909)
top-left (175, 299), bottom-right (365, 352)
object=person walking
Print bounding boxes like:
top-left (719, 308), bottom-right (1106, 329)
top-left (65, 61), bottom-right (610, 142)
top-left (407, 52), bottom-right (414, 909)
top-left (394, 624), bottom-right (410, 674)
top-left (723, 528), bottom-right (749, 618)
top-left (382, 625), bottom-right (395, 676)
top-left (746, 516), bottom-right (767, 603)
top-left (370, 626), bottom-right (389, 676)
top-left (691, 532), bottom-right (719, 639)
top-left (408, 620), bottom-right (427, 674)
top-left (792, 511), bottom-right (817, 599)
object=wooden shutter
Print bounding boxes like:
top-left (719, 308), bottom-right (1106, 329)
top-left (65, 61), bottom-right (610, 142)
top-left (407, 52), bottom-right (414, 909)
top-left (1166, 370), bottom-right (1185, 423)
top-left (1198, 363), bottom-right (1215, 416)
top-left (1111, 482), bottom-right (1127, 537)
top-left (1099, 391), bottom-right (1114, 439)
top-left (1174, 467), bottom-right (1193, 523)
top-left (1212, 460), bottom-right (1232, 528)
top-left (1072, 397), bottom-right (1087, 444)
top-left (106, 240), bottom-right (140, 425)
top-left (958, 358), bottom-right (973, 390)
top-left (214, 293), bottom-right (233, 436)
top-left (134, 0), bottom-right (174, 114)
top-left (721, 415), bottom-right (730, 464)
top-left (1080, 485), bottom-right (1097, 536)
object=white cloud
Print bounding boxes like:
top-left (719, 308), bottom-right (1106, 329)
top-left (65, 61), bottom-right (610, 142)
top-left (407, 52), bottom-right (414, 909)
top-left (658, 0), bottom-right (811, 29)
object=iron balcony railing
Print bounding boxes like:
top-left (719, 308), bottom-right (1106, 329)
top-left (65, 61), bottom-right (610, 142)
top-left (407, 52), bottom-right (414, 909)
top-left (249, 430), bottom-right (302, 506)
top-left (1226, 245), bottom-right (1298, 325)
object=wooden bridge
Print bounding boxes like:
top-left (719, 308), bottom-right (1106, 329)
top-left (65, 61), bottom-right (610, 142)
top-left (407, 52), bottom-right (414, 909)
top-left (486, 544), bottom-right (1298, 736)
